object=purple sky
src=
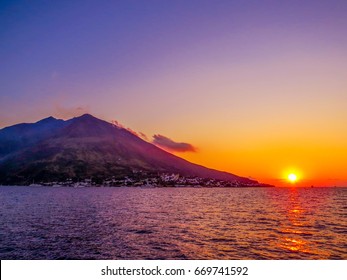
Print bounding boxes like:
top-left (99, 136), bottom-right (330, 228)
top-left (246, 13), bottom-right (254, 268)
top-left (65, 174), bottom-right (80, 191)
top-left (1, 0), bottom-right (347, 185)
top-left (1, 0), bottom-right (346, 125)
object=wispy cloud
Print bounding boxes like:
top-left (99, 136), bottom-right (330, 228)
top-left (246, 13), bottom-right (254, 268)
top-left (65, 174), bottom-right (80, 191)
top-left (152, 134), bottom-right (197, 153)
top-left (138, 132), bottom-right (149, 141)
top-left (111, 120), bottom-right (148, 140)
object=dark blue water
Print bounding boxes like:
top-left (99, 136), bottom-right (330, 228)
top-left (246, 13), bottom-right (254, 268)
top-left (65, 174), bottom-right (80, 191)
top-left (0, 186), bottom-right (346, 259)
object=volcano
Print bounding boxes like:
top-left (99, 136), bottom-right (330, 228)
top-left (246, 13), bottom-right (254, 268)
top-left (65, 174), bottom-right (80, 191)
top-left (0, 114), bottom-right (258, 186)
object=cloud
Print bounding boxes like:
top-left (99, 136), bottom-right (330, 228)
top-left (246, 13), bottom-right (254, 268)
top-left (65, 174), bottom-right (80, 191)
top-left (111, 120), bottom-right (126, 129)
top-left (139, 132), bottom-right (149, 141)
top-left (152, 134), bottom-right (197, 153)
top-left (111, 120), bottom-right (148, 141)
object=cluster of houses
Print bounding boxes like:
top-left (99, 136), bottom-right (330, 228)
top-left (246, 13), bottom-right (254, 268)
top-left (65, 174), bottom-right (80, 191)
top-left (30, 173), bottom-right (264, 188)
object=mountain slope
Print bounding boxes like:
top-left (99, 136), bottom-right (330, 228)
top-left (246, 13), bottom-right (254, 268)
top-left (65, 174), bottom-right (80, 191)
top-left (0, 114), bottom-right (257, 185)
top-left (0, 116), bottom-right (67, 157)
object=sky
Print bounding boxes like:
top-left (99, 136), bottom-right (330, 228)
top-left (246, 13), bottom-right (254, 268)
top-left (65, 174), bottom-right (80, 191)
top-left (1, 0), bottom-right (347, 186)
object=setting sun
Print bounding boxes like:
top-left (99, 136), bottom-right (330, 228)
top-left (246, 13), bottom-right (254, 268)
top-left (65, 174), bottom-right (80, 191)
top-left (288, 173), bottom-right (298, 183)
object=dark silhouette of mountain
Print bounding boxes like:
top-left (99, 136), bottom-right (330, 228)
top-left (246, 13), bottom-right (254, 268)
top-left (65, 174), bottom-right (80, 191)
top-left (0, 114), bottom-right (258, 185)
top-left (0, 116), bottom-right (67, 157)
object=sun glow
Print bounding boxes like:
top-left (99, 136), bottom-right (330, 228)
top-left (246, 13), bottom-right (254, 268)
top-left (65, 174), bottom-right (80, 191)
top-left (288, 173), bottom-right (298, 183)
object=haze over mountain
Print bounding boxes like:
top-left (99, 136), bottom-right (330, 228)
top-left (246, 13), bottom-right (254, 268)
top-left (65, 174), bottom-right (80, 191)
top-left (0, 114), bottom-right (257, 185)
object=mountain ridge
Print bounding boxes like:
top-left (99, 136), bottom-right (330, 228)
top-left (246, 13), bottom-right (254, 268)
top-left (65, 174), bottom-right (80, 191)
top-left (0, 114), bottom-right (261, 186)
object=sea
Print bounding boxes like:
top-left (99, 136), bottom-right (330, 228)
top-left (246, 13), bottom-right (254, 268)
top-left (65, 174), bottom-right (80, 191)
top-left (0, 186), bottom-right (346, 260)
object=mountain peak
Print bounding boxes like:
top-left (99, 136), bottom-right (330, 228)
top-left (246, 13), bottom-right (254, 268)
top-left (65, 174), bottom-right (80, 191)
top-left (36, 116), bottom-right (57, 123)
top-left (76, 113), bottom-right (95, 119)
top-left (0, 114), bottom-right (260, 186)
top-left (63, 113), bottom-right (114, 138)
top-left (72, 114), bottom-right (106, 124)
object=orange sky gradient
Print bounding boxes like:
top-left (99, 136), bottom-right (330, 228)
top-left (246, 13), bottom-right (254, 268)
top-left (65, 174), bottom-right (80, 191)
top-left (1, 1), bottom-right (346, 187)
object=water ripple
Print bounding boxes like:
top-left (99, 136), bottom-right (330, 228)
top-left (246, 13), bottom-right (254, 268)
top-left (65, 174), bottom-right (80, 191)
top-left (0, 186), bottom-right (346, 259)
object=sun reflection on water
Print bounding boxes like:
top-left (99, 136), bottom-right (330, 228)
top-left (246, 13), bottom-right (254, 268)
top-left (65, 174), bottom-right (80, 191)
top-left (276, 188), bottom-right (312, 254)
top-left (0, 186), bottom-right (344, 259)
top-left (272, 188), bottom-right (335, 258)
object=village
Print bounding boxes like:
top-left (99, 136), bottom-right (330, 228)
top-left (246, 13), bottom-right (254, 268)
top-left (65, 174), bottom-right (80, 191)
top-left (30, 172), bottom-right (266, 188)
